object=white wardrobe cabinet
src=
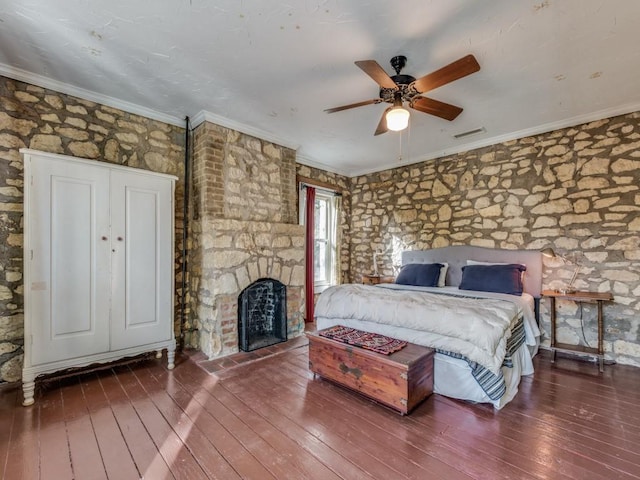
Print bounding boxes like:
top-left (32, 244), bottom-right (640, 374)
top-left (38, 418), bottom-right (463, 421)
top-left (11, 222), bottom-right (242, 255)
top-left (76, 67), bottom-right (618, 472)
top-left (21, 149), bottom-right (177, 406)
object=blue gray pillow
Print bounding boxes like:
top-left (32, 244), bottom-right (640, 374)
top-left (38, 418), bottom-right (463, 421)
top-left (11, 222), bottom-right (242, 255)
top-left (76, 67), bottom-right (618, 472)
top-left (459, 264), bottom-right (526, 295)
top-left (395, 263), bottom-right (443, 287)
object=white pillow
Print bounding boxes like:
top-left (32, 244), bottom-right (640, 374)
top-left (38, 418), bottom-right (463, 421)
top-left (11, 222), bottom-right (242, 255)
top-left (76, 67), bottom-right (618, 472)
top-left (467, 260), bottom-right (519, 266)
top-left (438, 262), bottom-right (449, 287)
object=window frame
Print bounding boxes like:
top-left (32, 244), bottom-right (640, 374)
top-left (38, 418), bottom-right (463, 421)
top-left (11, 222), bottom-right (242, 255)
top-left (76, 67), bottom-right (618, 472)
top-left (300, 185), bottom-right (339, 293)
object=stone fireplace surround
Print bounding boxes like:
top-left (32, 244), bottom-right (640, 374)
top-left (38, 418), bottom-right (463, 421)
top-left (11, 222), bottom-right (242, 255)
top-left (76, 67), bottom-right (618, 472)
top-left (186, 121), bottom-right (305, 359)
top-left (190, 217), bottom-right (305, 358)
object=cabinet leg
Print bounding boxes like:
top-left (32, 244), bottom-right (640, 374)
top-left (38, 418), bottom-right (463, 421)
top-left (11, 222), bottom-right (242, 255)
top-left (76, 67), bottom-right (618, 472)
top-left (22, 378), bottom-right (35, 407)
top-left (155, 349), bottom-right (163, 359)
top-left (167, 348), bottom-right (175, 370)
top-left (599, 356), bottom-right (604, 373)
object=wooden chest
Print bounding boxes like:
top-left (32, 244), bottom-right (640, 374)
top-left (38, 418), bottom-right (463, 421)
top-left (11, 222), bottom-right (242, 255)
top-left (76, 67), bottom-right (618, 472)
top-left (307, 330), bottom-right (434, 415)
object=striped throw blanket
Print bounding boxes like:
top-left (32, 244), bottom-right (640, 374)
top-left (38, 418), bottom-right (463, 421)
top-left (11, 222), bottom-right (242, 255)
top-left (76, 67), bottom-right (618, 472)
top-left (436, 318), bottom-right (527, 400)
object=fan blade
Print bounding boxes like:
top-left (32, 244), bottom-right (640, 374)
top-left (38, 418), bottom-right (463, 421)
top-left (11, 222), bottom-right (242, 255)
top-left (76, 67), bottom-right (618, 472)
top-left (412, 54), bottom-right (480, 94)
top-left (411, 97), bottom-right (463, 121)
top-left (374, 107), bottom-right (391, 136)
top-left (324, 99), bottom-right (380, 114)
top-left (355, 60), bottom-right (398, 89)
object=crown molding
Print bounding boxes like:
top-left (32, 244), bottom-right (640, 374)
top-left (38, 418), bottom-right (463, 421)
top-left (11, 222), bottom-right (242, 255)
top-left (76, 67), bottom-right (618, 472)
top-left (0, 63), bottom-right (186, 127)
top-left (190, 110), bottom-right (300, 151)
top-left (348, 101), bottom-right (640, 177)
top-left (295, 154), bottom-right (351, 177)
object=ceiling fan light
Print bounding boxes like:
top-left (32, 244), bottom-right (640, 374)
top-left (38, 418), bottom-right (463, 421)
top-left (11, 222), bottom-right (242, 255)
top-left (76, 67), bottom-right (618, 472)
top-left (386, 106), bottom-right (410, 131)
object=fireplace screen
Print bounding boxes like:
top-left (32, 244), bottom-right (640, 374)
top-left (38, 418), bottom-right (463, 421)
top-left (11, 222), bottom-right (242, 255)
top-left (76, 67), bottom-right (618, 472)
top-left (238, 278), bottom-right (287, 351)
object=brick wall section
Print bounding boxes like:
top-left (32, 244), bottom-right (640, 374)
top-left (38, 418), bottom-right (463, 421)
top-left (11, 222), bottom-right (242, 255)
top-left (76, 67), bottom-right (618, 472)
top-left (192, 122), bottom-right (225, 219)
top-left (349, 112), bottom-right (640, 367)
top-left (280, 148), bottom-right (298, 225)
top-left (219, 295), bottom-right (238, 350)
top-left (0, 75), bottom-right (186, 383)
top-left (192, 121), bottom-right (297, 223)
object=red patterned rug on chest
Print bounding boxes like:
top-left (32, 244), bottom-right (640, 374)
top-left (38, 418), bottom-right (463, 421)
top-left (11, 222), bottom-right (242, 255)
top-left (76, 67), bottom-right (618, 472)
top-left (318, 325), bottom-right (408, 355)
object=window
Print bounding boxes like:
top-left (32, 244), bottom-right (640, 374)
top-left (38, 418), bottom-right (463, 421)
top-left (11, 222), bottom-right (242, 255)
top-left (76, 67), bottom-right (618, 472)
top-left (300, 186), bottom-right (340, 292)
top-left (313, 192), bottom-right (335, 288)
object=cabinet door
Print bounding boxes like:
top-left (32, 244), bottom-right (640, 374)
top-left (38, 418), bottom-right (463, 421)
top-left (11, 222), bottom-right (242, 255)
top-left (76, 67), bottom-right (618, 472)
top-left (27, 155), bottom-right (111, 364)
top-left (109, 170), bottom-right (174, 350)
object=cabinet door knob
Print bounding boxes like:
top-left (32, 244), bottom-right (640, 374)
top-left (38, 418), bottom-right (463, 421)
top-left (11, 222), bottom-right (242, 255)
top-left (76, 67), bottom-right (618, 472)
top-left (101, 236), bottom-right (108, 241)
top-left (117, 236), bottom-right (123, 242)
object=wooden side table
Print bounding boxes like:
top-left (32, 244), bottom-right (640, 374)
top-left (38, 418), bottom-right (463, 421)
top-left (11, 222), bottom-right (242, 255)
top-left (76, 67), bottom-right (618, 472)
top-left (542, 290), bottom-right (613, 372)
top-left (362, 274), bottom-right (395, 285)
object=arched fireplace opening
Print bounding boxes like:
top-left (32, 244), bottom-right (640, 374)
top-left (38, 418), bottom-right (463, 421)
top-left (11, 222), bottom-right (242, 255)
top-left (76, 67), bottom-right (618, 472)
top-left (238, 278), bottom-right (287, 351)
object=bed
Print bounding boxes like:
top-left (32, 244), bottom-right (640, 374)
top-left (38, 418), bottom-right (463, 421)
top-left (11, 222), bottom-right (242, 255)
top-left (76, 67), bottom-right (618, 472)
top-left (315, 246), bottom-right (542, 409)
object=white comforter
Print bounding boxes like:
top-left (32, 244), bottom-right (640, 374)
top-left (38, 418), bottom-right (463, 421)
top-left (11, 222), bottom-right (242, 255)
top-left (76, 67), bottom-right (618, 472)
top-left (315, 284), bottom-right (527, 374)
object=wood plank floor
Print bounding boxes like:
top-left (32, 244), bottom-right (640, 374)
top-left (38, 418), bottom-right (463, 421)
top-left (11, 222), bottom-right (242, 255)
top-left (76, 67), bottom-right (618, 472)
top-left (1, 342), bottom-right (640, 480)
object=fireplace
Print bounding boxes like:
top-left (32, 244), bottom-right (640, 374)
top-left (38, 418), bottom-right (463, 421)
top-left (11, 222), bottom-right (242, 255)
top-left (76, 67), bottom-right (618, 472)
top-left (188, 121), bottom-right (306, 359)
top-left (238, 278), bottom-right (288, 351)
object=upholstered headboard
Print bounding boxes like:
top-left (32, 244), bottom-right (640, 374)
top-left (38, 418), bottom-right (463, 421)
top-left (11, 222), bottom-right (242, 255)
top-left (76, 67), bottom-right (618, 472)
top-left (401, 246), bottom-right (543, 298)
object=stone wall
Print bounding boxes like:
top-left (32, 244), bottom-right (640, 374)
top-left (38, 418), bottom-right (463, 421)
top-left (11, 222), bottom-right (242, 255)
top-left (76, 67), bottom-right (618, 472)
top-left (3, 72), bottom-right (638, 376)
top-left (188, 121), bottom-right (304, 358)
top-left (295, 164), bottom-right (353, 283)
top-left (349, 112), bottom-right (640, 367)
top-left (0, 76), bottom-right (185, 383)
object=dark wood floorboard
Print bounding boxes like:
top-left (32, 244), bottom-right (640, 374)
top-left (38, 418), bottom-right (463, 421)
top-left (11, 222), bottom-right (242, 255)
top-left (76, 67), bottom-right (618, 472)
top-left (144, 363), bottom-right (341, 480)
top-left (115, 364), bottom-right (210, 480)
top-left (280, 351), bottom-right (523, 478)
top-left (60, 377), bottom-right (108, 480)
top-left (280, 347), bottom-right (541, 480)
top-left (0, 384), bottom-right (17, 478)
top-left (98, 368), bottom-right (175, 480)
top-left (1, 345), bottom-right (640, 479)
top-left (237, 352), bottom-right (477, 479)
top-left (131, 365), bottom-right (246, 480)
top-left (38, 383), bottom-right (74, 479)
top-left (285, 348), bottom-right (639, 480)
top-left (209, 366), bottom-right (409, 479)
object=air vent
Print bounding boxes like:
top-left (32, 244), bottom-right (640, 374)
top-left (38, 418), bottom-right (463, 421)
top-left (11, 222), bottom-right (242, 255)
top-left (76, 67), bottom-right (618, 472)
top-left (453, 127), bottom-right (486, 139)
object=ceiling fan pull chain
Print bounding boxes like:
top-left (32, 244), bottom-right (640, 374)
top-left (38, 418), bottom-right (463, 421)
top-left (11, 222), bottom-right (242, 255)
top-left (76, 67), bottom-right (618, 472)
top-left (406, 120), bottom-right (411, 162)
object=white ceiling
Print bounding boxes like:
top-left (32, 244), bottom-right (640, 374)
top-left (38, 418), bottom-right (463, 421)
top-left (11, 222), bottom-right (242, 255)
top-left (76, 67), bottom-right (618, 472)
top-left (2, 1), bottom-right (640, 176)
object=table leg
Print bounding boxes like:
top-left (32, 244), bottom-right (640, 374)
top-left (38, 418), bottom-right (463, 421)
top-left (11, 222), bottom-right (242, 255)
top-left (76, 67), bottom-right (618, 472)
top-left (597, 300), bottom-right (604, 372)
top-left (550, 296), bottom-right (557, 364)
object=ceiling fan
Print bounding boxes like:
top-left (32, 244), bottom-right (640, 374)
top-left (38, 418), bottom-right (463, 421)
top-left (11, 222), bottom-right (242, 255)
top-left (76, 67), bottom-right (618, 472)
top-left (325, 54), bottom-right (480, 135)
